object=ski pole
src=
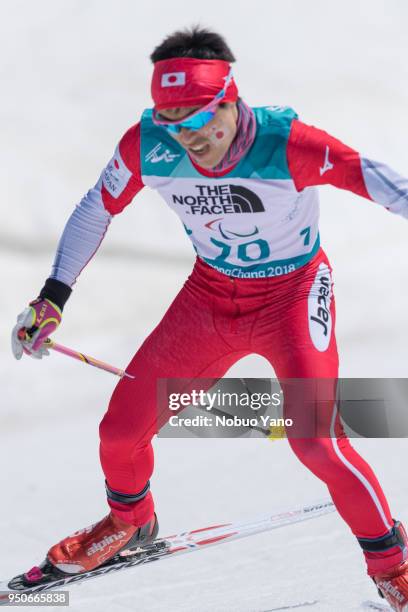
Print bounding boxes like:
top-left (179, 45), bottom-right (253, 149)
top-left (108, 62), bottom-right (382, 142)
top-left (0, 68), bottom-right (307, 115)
top-left (45, 338), bottom-right (135, 379)
top-left (18, 330), bottom-right (134, 379)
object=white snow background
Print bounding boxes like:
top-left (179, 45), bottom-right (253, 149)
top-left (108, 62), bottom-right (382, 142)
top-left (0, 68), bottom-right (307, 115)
top-left (1, 1), bottom-right (408, 610)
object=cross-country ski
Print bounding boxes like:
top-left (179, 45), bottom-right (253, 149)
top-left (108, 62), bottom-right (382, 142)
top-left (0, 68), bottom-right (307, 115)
top-left (0, 500), bottom-right (334, 603)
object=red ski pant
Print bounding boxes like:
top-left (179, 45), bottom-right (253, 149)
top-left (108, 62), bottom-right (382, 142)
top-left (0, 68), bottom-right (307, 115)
top-left (99, 250), bottom-right (393, 541)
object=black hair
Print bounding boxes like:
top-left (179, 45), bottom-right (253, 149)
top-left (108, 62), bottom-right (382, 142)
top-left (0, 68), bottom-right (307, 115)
top-left (150, 26), bottom-right (236, 63)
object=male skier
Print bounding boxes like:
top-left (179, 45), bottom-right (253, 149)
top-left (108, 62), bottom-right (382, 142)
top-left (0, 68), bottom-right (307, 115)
top-left (11, 27), bottom-right (408, 609)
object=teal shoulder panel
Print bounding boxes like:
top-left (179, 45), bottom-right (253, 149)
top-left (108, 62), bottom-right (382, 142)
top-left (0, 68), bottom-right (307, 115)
top-left (140, 109), bottom-right (195, 177)
top-left (225, 106), bottom-right (298, 180)
top-left (140, 105), bottom-right (298, 180)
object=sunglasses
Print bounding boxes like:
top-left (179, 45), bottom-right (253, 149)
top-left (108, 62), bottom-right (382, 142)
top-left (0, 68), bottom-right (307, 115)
top-left (152, 69), bottom-right (233, 134)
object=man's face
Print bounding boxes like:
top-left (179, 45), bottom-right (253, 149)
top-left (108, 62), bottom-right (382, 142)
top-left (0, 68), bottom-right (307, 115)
top-left (158, 103), bottom-right (238, 169)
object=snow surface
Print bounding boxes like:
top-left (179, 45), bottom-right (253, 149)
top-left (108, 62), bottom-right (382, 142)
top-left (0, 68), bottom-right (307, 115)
top-left (1, 1), bottom-right (408, 610)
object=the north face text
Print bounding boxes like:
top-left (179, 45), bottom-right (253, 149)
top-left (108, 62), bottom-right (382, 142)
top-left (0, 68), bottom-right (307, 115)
top-left (172, 184), bottom-right (265, 215)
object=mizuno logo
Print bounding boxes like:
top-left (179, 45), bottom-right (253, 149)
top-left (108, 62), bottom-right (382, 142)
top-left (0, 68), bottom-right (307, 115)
top-left (319, 145), bottom-right (334, 176)
top-left (145, 144), bottom-right (180, 164)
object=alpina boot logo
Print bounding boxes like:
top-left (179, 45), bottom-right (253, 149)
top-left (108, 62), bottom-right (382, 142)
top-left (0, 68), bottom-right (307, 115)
top-left (379, 579), bottom-right (405, 603)
top-left (308, 263), bottom-right (332, 352)
top-left (86, 530), bottom-right (127, 556)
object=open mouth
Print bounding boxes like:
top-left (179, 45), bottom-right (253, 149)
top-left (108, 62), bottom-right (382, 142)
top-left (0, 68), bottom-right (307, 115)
top-left (188, 143), bottom-right (210, 158)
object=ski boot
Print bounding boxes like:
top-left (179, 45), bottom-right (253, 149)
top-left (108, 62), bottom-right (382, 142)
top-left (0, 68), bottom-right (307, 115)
top-left (373, 560), bottom-right (408, 611)
top-left (359, 521), bottom-right (408, 611)
top-left (14, 511), bottom-right (158, 589)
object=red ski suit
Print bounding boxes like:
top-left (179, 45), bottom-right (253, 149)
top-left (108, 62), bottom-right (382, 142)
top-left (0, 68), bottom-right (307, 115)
top-left (93, 119), bottom-right (407, 570)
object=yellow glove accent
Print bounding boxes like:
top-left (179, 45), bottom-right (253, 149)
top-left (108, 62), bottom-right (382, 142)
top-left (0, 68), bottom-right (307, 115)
top-left (268, 423), bottom-right (286, 442)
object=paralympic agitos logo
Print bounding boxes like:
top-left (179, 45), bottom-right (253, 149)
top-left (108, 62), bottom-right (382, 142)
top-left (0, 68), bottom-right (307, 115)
top-left (172, 184), bottom-right (265, 215)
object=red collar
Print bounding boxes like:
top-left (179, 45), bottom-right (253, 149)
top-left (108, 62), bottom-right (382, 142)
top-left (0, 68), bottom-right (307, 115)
top-left (189, 155), bottom-right (237, 178)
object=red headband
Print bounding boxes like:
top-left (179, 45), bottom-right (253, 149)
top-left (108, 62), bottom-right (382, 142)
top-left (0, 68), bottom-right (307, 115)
top-left (151, 58), bottom-right (238, 110)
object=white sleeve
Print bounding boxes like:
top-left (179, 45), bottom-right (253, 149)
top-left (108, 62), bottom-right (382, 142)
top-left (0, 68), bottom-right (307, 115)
top-left (361, 157), bottom-right (408, 219)
top-left (50, 178), bottom-right (112, 287)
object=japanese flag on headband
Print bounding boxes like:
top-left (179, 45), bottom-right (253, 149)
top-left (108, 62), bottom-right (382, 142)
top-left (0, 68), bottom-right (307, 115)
top-left (151, 58), bottom-right (238, 110)
top-left (161, 72), bottom-right (186, 87)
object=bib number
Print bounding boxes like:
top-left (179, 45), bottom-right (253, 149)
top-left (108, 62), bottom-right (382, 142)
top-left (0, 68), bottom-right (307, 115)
top-left (210, 237), bottom-right (270, 263)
